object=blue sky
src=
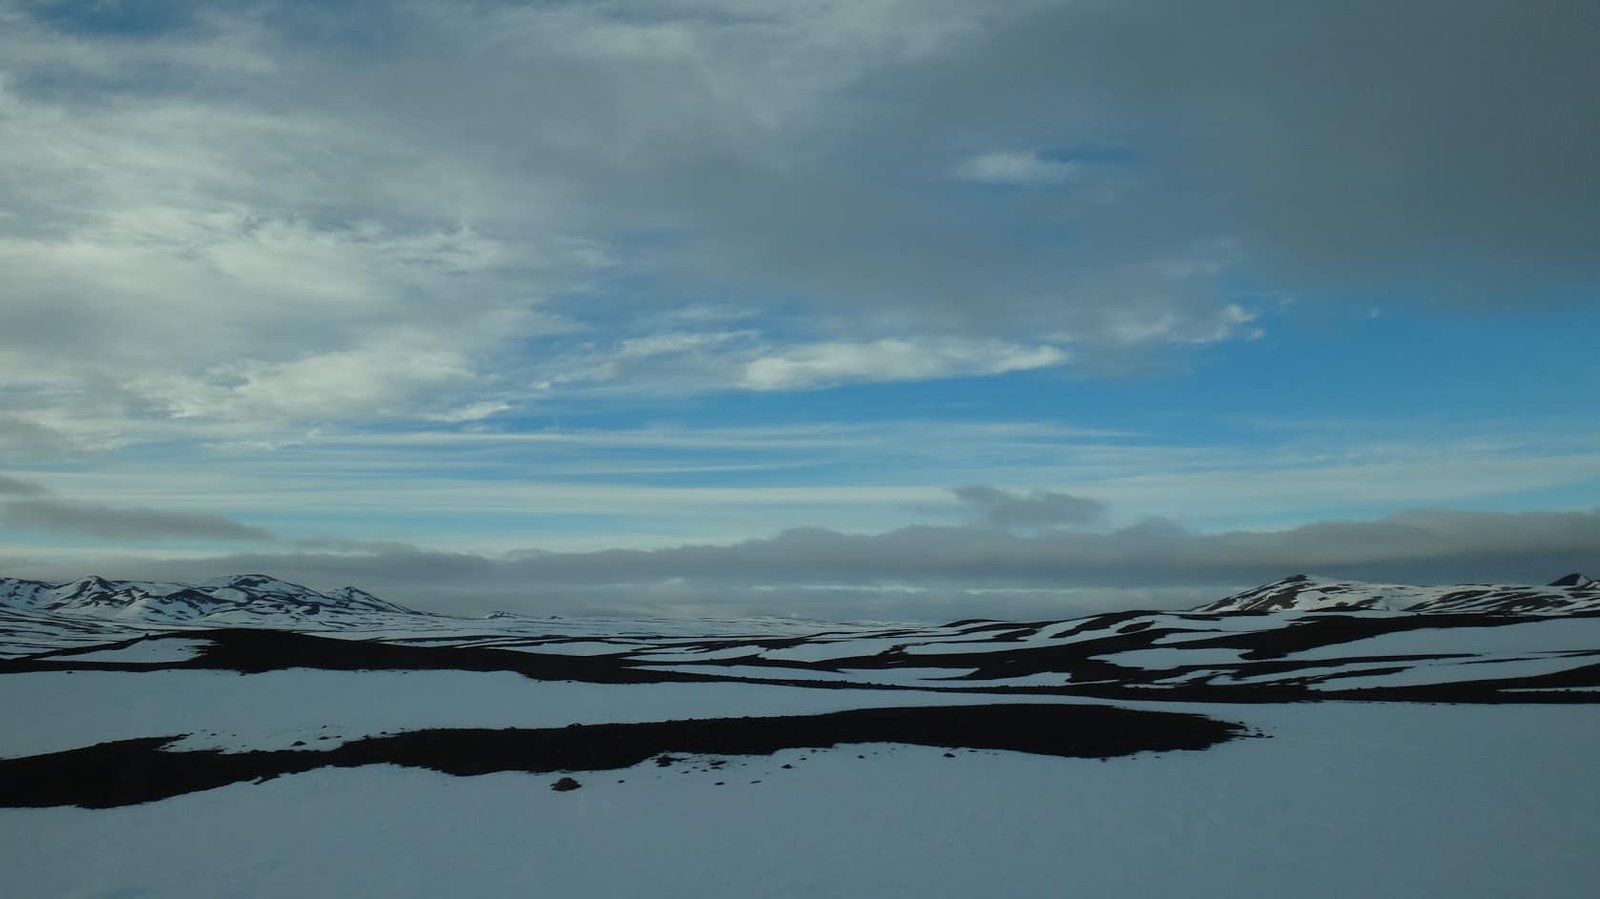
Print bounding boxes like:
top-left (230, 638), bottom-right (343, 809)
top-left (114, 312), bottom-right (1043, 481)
top-left (1, 0), bottom-right (1597, 618)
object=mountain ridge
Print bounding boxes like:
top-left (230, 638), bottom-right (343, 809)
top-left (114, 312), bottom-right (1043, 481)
top-left (0, 573), bottom-right (421, 626)
top-left (1198, 572), bottom-right (1600, 614)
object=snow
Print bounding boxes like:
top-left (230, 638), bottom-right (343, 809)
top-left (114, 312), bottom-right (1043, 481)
top-left (755, 637), bottom-right (922, 662)
top-left (1204, 574), bottom-right (1600, 614)
top-left (0, 669), bottom-right (1030, 758)
top-left (2, 702), bottom-right (1598, 898)
top-left (646, 664), bottom-right (983, 686)
top-left (1305, 654), bottom-right (1591, 690)
top-left (56, 639), bottom-right (207, 665)
top-left (5, 574), bottom-right (1600, 896)
top-left (1291, 616), bottom-right (1600, 659)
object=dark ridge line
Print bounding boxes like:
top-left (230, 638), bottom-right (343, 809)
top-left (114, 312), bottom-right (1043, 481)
top-left (0, 703), bottom-right (1249, 809)
top-left (1168, 611), bottom-right (1600, 659)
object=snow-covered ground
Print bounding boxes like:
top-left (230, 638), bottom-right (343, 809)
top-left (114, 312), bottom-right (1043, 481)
top-left (4, 575), bottom-right (1599, 896)
top-left (0, 669), bottom-right (1039, 758)
top-left (2, 701), bottom-right (1596, 898)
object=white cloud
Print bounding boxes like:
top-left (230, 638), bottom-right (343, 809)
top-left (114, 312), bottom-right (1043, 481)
top-left (958, 151), bottom-right (1080, 185)
top-left (523, 333), bottom-right (1070, 397)
top-left (0, 42), bottom-right (596, 443)
top-left (1100, 302), bottom-right (1261, 346)
top-left (741, 338), bottom-right (1069, 390)
top-left (157, 335), bottom-right (477, 423)
top-left (424, 401), bottom-right (514, 425)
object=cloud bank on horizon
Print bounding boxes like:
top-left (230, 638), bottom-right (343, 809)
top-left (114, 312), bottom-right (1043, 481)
top-left (1, 0), bottom-right (1596, 617)
top-left (3, 472), bottom-right (1598, 619)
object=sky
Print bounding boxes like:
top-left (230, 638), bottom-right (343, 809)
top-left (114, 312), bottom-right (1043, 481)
top-left (1, 0), bottom-right (1597, 620)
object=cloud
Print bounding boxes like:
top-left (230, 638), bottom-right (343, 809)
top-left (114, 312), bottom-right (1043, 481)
top-left (423, 401), bottom-right (513, 425)
top-left (0, 474), bottom-right (49, 497)
top-left (0, 472), bottom-right (273, 543)
top-left (525, 333), bottom-right (1070, 397)
top-left (957, 151), bottom-right (1080, 186)
top-left (943, 0), bottom-right (1600, 304)
top-left (4, 499), bottom-right (274, 542)
top-left (740, 339), bottom-right (1069, 391)
top-left (464, 509), bottom-right (1598, 593)
top-left (0, 418), bottom-right (78, 461)
top-left (159, 334), bottom-right (480, 422)
top-left (0, 0), bottom-right (1591, 452)
top-left (19, 506), bottom-right (1597, 620)
top-left (950, 486), bottom-right (1106, 531)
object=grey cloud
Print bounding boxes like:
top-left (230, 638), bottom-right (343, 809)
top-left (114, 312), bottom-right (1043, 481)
top-left (0, 418), bottom-right (78, 462)
top-left (951, 486), bottom-right (1106, 531)
top-left (0, 475), bottom-right (50, 497)
top-left (4, 499), bottom-right (274, 542)
top-left (25, 507), bottom-right (1598, 620)
top-left (289, 536), bottom-right (428, 554)
top-left (353, 1), bottom-right (1585, 318)
top-left (901, 0), bottom-right (1600, 306)
top-left (487, 509), bottom-right (1599, 591)
top-left (464, 0), bottom-right (1599, 318)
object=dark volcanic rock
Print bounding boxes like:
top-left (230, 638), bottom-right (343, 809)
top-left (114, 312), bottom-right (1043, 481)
top-left (0, 703), bottom-right (1248, 809)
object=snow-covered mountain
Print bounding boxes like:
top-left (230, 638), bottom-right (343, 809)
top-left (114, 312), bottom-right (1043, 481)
top-left (1197, 573), bottom-right (1600, 614)
top-left (0, 574), bottom-right (421, 627)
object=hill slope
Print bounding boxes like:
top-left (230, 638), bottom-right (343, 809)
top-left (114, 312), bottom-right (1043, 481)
top-left (0, 574), bottom-right (420, 627)
top-left (1197, 573), bottom-right (1600, 614)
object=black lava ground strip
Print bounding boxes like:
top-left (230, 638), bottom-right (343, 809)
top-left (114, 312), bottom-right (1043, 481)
top-left (2, 628), bottom-right (710, 685)
top-left (0, 703), bottom-right (1248, 809)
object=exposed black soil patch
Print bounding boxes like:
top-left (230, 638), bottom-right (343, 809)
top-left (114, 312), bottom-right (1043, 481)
top-left (1178, 612), bottom-right (1600, 660)
top-left (2, 629), bottom-right (712, 685)
top-left (0, 703), bottom-right (1248, 809)
top-left (770, 626), bottom-right (1186, 683)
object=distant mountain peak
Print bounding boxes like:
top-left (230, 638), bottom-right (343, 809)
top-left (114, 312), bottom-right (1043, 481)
top-left (1200, 574), bottom-right (1600, 615)
top-left (201, 574), bottom-right (313, 591)
top-left (0, 574), bottom-right (423, 626)
top-left (1549, 573), bottom-right (1596, 588)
